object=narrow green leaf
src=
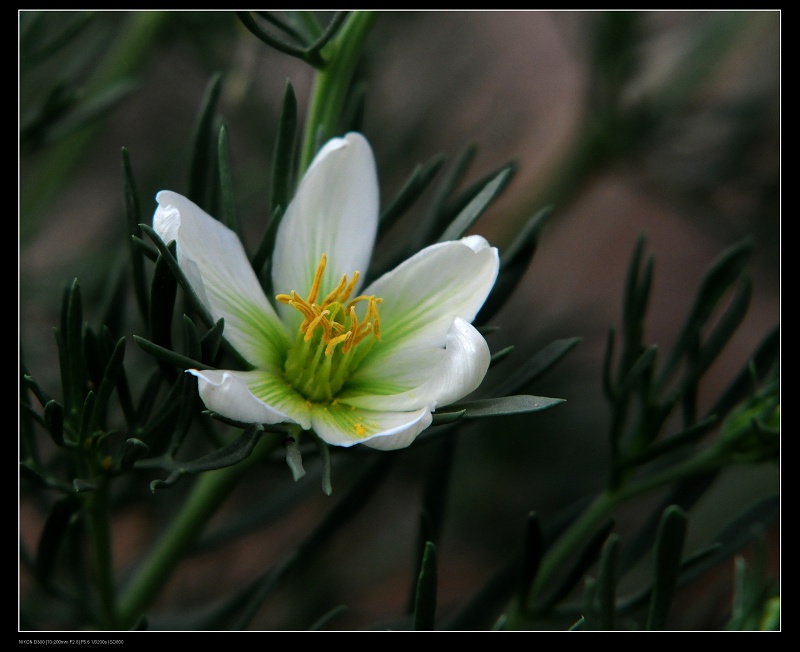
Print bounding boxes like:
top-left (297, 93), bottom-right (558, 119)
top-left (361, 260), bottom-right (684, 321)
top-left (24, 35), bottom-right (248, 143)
top-left (414, 541), bottom-right (437, 631)
top-left (140, 224), bottom-right (216, 329)
top-left (65, 279), bottom-right (87, 420)
top-left (315, 436), bottom-right (333, 496)
top-left (489, 345), bottom-right (515, 368)
top-left (437, 164), bottom-right (515, 243)
top-left (188, 73), bottom-right (223, 211)
top-left (134, 372), bottom-right (177, 442)
top-left (492, 337), bottom-right (581, 397)
top-left (602, 327), bottom-right (617, 402)
top-left (423, 144), bottom-right (476, 245)
top-left (284, 435), bottom-right (306, 481)
top-left (408, 438), bottom-right (456, 613)
top-left (133, 336), bottom-right (208, 373)
top-left (645, 505), bottom-right (687, 630)
top-left (254, 11), bottom-right (305, 41)
top-left (518, 512), bottom-right (543, 604)
top-left (182, 314), bottom-right (202, 363)
top-left (149, 424), bottom-right (265, 491)
top-left (44, 81), bottom-right (138, 146)
top-left (690, 274), bottom-right (752, 383)
top-left (36, 495), bottom-right (82, 588)
top-left (20, 11), bottom-right (95, 69)
top-left (83, 325), bottom-right (104, 390)
top-left (624, 415), bottom-right (718, 467)
top-left (78, 391), bottom-right (95, 446)
top-left (430, 409), bottom-right (465, 425)
top-left (19, 462), bottom-right (73, 494)
top-left (379, 155), bottom-right (445, 232)
top-left (135, 368), bottom-right (163, 425)
top-left (269, 79), bottom-right (298, 223)
top-left (120, 438), bottom-right (150, 472)
top-left (22, 372), bottom-right (53, 410)
top-left (657, 238), bottom-right (753, 391)
top-left (596, 533), bottom-right (620, 630)
top-left (72, 478), bottom-right (98, 492)
top-left (149, 248), bottom-right (178, 381)
top-left (454, 394), bottom-right (565, 419)
top-left (308, 605), bottom-right (348, 631)
top-left (539, 518), bottom-right (615, 610)
top-left (122, 146), bottom-right (148, 320)
top-left (568, 616), bottom-right (586, 631)
top-left (201, 318), bottom-right (225, 366)
top-left (236, 12), bottom-right (325, 67)
top-left (617, 345), bottom-right (657, 397)
top-left (475, 205), bottom-right (550, 325)
top-left (167, 372), bottom-right (200, 456)
top-left (217, 124), bottom-right (238, 234)
top-left (43, 400), bottom-right (64, 447)
top-left (708, 324), bottom-right (779, 419)
top-left (304, 11), bottom-right (349, 57)
top-left (88, 336), bottom-right (126, 433)
top-left (130, 234), bottom-right (158, 262)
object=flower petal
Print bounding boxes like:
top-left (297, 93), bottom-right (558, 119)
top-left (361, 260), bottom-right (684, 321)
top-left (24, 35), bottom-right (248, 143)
top-left (310, 401), bottom-right (433, 450)
top-left (271, 133), bottom-right (379, 330)
top-left (154, 191), bottom-right (289, 370)
top-left (353, 236), bottom-right (498, 376)
top-left (340, 317), bottom-right (490, 411)
top-left (188, 368), bottom-right (311, 430)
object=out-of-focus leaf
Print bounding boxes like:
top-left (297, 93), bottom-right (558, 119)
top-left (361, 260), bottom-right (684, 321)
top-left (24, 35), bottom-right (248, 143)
top-left (36, 495), bottom-right (82, 588)
top-left (645, 505), bottom-right (687, 630)
top-left (414, 541), bottom-right (437, 631)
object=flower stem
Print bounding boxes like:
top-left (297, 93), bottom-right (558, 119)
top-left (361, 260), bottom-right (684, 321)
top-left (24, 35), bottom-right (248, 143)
top-left (84, 480), bottom-right (118, 629)
top-left (298, 11), bottom-right (378, 173)
top-left (117, 434), bottom-right (280, 629)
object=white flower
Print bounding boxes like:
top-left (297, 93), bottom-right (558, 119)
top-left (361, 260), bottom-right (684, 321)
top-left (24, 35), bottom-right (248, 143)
top-left (153, 132), bottom-right (499, 450)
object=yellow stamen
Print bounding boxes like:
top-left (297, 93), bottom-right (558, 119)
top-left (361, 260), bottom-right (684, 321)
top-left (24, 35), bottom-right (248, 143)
top-left (321, 274), bottom-right (349, 307)
top-left (305, 310), bottom-right (331, 341)
top-left (326, 331), bottom-right (351, 355)
top-left (307, 254), bottom-right (327, 304)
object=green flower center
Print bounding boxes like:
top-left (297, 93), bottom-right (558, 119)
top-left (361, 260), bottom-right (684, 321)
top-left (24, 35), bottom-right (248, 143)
top-left (277, 254), bottom-right (382, 402)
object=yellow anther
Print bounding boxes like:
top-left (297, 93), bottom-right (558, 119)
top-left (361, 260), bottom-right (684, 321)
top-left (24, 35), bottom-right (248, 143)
top-left (321, 274), bottom-right (349, 307)
top-left (367, 297), bottom-right (382, 341)
top-left (307, 254), bottom-right (327, 304)
top-left (326, 331), bottom-right (351, 355)
top-left (341, 271), bottom-right (360, 303)
top-left (304, 310), bottom-right (331, 341)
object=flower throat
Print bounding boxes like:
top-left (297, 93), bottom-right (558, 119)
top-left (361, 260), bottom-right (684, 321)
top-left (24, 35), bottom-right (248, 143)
top-left (276, 254), bottom-right (382, 402)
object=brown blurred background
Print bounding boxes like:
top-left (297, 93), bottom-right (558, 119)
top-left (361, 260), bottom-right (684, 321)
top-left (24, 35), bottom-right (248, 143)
top-left (20, 11), bottom-right (780, 630)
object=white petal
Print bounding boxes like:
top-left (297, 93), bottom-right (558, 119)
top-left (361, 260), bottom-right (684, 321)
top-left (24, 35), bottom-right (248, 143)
top-left (154, 191), bottom-right (289, 370)
top-left (310, 401), bottom-right (433, 450)
top-left (271, 133), bottom-right (379, 330)
top-left (188, 369), bottom-right (311, 430)
top-left (340, 317), bottom-right (490, 411)
top-left (354, 237), bottom-right (498, 374)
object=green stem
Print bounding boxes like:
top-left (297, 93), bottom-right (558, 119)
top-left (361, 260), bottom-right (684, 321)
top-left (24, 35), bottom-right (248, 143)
top-left (117, 435), bottom-right (280, 629)
top-left (507, 444), bottom-right (725, 628)
top-left (84, 479), bottom-right (118, 629)
top-left (298, 11), bottom-right (378, 173)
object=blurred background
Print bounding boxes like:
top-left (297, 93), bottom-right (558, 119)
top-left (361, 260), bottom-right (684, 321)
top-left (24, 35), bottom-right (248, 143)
top-left (20, 11), bottom-right (780, 630)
